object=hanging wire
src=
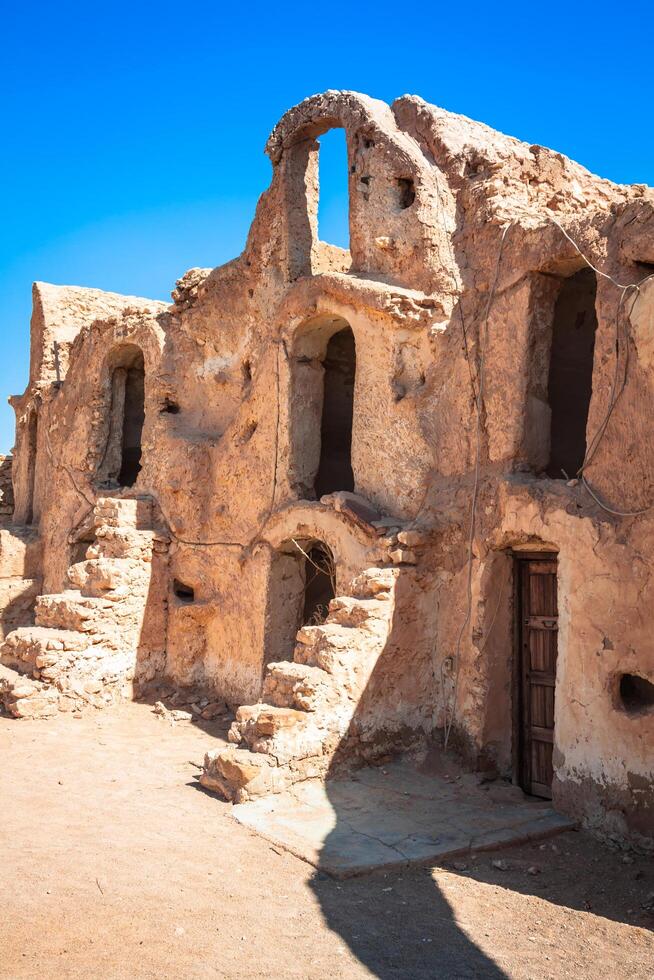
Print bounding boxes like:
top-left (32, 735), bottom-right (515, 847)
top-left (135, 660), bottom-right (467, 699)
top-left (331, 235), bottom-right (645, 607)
top-left (549, 218), bottom-right (654, 515)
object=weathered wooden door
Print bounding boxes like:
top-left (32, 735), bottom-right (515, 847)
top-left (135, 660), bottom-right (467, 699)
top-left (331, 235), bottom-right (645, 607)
top-left (517, 556), bottom-right (558, 799)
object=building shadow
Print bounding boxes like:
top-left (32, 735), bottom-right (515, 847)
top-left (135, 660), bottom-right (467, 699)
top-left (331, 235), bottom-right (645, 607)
top-left (309, 863), bottom-right (508, 979)
top-left (306, 568), bottom-right (509, 978)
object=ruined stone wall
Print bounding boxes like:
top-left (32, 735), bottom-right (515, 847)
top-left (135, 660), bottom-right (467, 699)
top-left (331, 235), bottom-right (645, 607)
top-left (0, 456), bottom-right (14, 519)
top-left (4, 90), bottom-right (653, 845)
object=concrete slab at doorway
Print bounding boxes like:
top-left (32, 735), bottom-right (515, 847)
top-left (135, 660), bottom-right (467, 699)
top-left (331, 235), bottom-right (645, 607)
top-left (231, 761), bottom-right (576, 878)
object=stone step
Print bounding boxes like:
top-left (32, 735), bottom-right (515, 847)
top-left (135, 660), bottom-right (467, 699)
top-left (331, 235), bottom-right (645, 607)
top-left (350, 566), bottom-right (400, 600)
top-left (67, 555), bottom-right (149, 598)
top-left (35, 590), bottom-right (133, 634)
top-left (230, 703), bottom-right (309, 743)
top-left (0, 664), bottom-right (59, 719)
top-left (200, 745), bottom-right (278, 803)
top-left (263, 661), bottom-right (336, 711)
top-left (90, 525), bottom-right (165, 561)
top-left (294, 622), bottom-right (380, 675)
top-left (327, 595), bottom-right (388, 629)
top-left (201, 743), bottom-right (331, 803)
top-left (93, 496), bottom-right (154, 530)
top-left (1, 626), bottom-right (89, 675)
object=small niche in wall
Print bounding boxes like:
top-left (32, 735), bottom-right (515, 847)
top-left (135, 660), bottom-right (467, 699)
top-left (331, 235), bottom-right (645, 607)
top-left (618, 673), bottom-right (654, 716)
top-left (173, 579), bottom-right (195, 603)
top-left (161, 399), bottom-right (180, 415)
top-left (396, 177), bottom-right (416, 210)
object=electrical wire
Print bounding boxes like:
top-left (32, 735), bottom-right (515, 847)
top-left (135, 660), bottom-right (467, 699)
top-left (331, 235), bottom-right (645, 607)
top-left (549, 218), bottom-right (654, 516)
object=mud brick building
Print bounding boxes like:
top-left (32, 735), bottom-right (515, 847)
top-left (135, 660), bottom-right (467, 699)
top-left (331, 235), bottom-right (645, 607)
top-left (1, 92), bottom-right (653, 849)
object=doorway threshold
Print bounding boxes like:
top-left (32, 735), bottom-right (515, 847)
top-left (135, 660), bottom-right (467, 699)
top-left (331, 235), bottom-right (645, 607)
top-left (231, 759), bottom-right (575, 879)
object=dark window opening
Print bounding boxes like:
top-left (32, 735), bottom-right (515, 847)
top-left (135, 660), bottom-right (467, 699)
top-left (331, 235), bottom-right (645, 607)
top-left (173, 579), bottom-right (195, 603)
top-left (25, 409), bottom-right (38, 525)
top-left (397, 177), bottom-right (416, 210)
top-left (317, 128), bottom-right (349, 250)
top-left (301, 543), bottom-right (336, 626)
top-left (315, 326), bottom-right (355, 497)
top-left (546, 268), bottom-right (598, 479)
top-left (619, 673), bottom-right (654, 715)
top-left (118, 352), bottom-right (145, 487)
top-left (242, 359), bottom-right (252, 383)
top-left (161, 399), bottom-right (180, 415)
top-left (635, 261), bottom-right (654, 283)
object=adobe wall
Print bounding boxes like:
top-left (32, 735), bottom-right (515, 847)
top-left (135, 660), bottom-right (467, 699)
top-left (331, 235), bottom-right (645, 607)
top-left (4, 91), bottom-right (654, 845)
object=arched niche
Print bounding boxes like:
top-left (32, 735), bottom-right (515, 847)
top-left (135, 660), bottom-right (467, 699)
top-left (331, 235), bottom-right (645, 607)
top-left (288, 313), bottom-right (356, 500)
top-left (97, 344), bottom-right (146, 488)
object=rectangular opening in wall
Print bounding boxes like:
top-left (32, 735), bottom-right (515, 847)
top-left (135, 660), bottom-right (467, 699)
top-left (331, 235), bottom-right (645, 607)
top-left (25, 410), bottom-right (38, 525)
top-left (546, 268), bottom-right (598, 479)
top-left (317, 128), bottom-right (349, 250)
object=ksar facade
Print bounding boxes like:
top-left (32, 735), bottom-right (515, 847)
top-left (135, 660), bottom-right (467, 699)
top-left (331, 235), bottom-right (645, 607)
top-left (1, 92), bottom-right (653, 849)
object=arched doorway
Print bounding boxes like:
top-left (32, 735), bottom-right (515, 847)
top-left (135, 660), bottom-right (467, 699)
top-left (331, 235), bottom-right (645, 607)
top-left (263, 539), bottom-right (336, 670)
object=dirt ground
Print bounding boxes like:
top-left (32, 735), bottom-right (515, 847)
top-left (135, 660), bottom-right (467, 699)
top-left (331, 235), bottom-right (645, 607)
top-left (0, 702), bottom-right (652, 979)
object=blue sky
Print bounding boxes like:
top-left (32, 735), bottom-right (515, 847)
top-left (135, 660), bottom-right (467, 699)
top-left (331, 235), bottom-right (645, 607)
top-left (1, 1), bottom-right (652, 452)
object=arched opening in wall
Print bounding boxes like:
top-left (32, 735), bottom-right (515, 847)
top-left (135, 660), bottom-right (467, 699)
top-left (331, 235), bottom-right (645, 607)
top-left (290, 315), bottom-right (356, 500)
top-left (301, 542), bottom-right (336, 625)
top-left (263, 539), bottom-right (336, 670)
top-left (317, 127), bottom-right (350, 251)
top-left (546, 268), bottom-right (598, 479)
top-left (100, 345), bottom-right (145, 488)
top-left (24, 409), bottom-right (38, 525)
top-left (316, 326), bottom-right (356, 497)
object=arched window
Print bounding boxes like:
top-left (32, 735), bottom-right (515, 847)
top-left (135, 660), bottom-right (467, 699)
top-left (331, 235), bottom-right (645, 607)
top-left (289, 316), bottom-right (356, 500)
top-left (315, 326), bottom-right (355, 497)
top-left (99, 345), bottom-right (145, 488)
top-left (317, 127), bottom-right (350, 251)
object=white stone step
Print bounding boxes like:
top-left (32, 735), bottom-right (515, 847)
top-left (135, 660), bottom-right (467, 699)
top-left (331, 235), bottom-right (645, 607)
top-left (0, 664), bottom-right (59, 719)
top-left (263, 661), bottom-right (336, 711)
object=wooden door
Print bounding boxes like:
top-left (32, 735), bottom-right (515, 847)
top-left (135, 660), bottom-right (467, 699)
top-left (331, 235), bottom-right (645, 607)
top-left (517, 557), bottom-right (558, 799)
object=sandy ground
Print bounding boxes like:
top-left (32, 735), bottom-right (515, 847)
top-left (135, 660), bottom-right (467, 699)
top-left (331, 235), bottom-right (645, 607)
top-left (0, 701), bottom-right (652, 980)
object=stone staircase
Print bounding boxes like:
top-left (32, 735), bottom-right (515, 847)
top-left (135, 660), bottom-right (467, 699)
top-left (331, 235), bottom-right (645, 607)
top-left (0, 496), bottom-right (169, 719)
top-left (201, 565), bottom-right (401, 803)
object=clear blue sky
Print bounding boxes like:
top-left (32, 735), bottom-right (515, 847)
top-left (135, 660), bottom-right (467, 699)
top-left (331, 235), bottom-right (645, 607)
top-left (1, 1), bottom-right (652, 452)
